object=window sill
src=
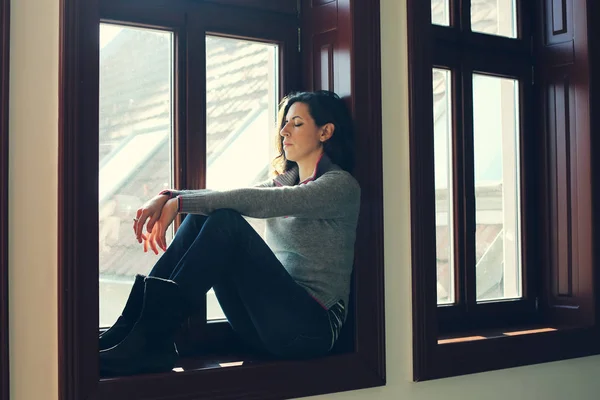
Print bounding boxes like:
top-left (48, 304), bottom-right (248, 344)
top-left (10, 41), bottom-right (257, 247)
top-left (416, 325), bottom-right (600, 381)
top-left (98, 347), bottom-right (279, 381)
top-left (97, 351), bottom-right (384, 399)
top-left (438, 325), bottom-right (559, 344)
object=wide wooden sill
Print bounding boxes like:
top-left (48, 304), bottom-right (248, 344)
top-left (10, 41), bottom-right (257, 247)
top-left (96, 351), bottom-right (384, 399)
top-left (416, 325), bottom-right (600, 381)
top-left (99, 352), bottom-right (268, 381)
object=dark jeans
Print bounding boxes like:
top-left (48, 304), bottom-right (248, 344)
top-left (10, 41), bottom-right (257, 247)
top-left (148, 208), bottom-right (333, 359)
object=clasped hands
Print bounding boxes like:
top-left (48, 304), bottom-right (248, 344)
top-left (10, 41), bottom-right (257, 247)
top-left (132, 194), bottom-right (179, 255)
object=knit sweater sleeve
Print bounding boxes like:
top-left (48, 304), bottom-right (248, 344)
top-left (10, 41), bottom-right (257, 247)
top-left (252, 178), bottom-right (275, 188)
top-left (169, 171), bottom-right (360, 219)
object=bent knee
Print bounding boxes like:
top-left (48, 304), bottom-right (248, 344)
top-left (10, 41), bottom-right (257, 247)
top-left (184, 213), bottom-right (208, 223)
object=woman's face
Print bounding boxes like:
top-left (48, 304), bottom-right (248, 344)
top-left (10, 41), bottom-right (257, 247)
top-left (279, 102), bottom-right (327, 164)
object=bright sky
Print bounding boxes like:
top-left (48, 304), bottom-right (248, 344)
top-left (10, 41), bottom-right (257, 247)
top-left (100, 23), bottom-right (123, 49)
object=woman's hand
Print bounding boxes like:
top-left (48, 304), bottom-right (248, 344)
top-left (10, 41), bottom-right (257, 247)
top-left (133, 194), bottom-right (170, 243)
top-left (142, 198), bottom-right (179, 254)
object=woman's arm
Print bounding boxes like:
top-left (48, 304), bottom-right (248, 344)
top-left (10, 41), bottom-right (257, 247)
top-left (167, 171), bottom-right (360, 219)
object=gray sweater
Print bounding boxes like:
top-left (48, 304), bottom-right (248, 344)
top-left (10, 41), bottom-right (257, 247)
top-left (170, 153), bottom-right (361, 315)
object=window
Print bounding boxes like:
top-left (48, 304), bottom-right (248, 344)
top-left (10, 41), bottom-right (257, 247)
top-left (472, 74), bottom-right (522, 302)
top-left (432, 0), bottom-right (450, 26)
top-left (97, 28), bottom-right (279, 326)
top-left (431, 0), bottom-right (534, 335)
top-left (0, 0), bottom-right (9, 398)
top-left (471, 0), bottom-right (516, 38)
top-left (96, 13), bottom-right (284, 355)
top-left (433, 68), bottom-right (454, 305)
top-left (412, 0), bottom-right (600, 380)
top-left (98, 24), bottom-right (175, 328)
top-left (59, 0), bottom-right (385, 399)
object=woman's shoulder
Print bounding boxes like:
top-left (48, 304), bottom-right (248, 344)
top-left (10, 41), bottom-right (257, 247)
top-left (319, 168), bottom-right (361, 194)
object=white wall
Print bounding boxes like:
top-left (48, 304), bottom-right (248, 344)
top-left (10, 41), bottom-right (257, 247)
top-left (7, 0), bottom-right (600, 399)
top-left (9, 0), bottom-right (59, 399)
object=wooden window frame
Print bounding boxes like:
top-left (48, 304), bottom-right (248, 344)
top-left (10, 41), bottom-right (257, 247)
top-left (409, 0), bottom-right (600, 381)
top-left (431, 0), bottom-right (537, 335)
top-left (58, 0), bottom-right (385, 399)
top-left (0, 0), bottom-right (9, 399)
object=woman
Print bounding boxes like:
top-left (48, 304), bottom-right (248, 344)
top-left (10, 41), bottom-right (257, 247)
top-left (99, 90), bottom-right (361, 376)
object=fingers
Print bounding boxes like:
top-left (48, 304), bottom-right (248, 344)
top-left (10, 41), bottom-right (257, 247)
top-left (141, 226), bottom-right (163, 255)
top-left (135, 212), bottom-right (151, 243)
top-left (148, 230), bottom-right (159, 255)
top-left (158, 231), bottom-right (167, 252)
top-left (146, 219), bottom-right (155, 234)
top-left (147, 211), bottom-right (161, 234)
top-left (143, 233), bottom-right (158, 255)
top-left (133, 209), bottom-right (142, 236)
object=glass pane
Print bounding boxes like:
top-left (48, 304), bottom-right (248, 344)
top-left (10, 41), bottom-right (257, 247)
top-left (433, 69), bottom-right (455, 305)
top-left (205, 36), bottom-right (279, 320)
top-left (99, 24), bottom-right (174, 327)
top-left (432, 0), bottom-right (450, 26)
top-left (472, 0), bottom-right (517, 38)
top-left (473, 74), bottom-right (522, 302)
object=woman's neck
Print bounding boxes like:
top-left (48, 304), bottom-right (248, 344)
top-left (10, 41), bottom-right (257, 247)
top-left (297, 150), bottom-right (324, 183)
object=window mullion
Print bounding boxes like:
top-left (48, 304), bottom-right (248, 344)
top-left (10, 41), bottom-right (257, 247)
top-left (185, 15), bottom-right (207, 192)
top-left (459, 0), bottom-right (471, 33)
top-left (174, 28), bottom-right (187, 203)
top-left (173, 28), bottom-right (187, 237)
top-left (178, 14), bottom-right (209, 350)
top-left (461, 62), bottom-right (477, 309)
top-left (451, 65), bottom-right (467, 308)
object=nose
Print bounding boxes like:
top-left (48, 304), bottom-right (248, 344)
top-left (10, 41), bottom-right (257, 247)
top-left (279, 122), bottom-right (290, 137)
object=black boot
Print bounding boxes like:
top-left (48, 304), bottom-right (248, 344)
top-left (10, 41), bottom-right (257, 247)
top-left (99, 276), bottom-right (186, 376)
top-left (99, 274), bottom-right (146, 351)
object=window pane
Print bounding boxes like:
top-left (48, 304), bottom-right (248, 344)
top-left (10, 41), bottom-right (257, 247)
top-left (473, 74), bottom-right (522, 302)
top-left (472, 0), bottom-right (517, 38)
top-left (98, 24), bottom-right (174, 327)
top-left (433, 69), bottom-right (455, 305)
top-left (205, 36), bottom-right (279, 320)
top-left (432, 0), bottom-right (450, 26)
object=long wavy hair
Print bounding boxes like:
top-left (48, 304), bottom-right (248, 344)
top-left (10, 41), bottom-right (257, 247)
top-left (271, 90), bottom-right (355, 175)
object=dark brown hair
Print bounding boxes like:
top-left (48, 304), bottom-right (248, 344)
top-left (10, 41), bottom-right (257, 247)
top-left (272, 90), bottom-right (355, 175)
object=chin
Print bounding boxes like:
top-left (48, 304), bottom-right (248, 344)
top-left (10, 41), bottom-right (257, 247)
top-left (284, 151), bottom-right (296, 162)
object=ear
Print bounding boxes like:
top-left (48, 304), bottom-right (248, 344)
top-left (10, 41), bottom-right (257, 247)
top-left (320, 123), bottom-right (335, 143)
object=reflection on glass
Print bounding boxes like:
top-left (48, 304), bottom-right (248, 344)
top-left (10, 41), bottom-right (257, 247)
top-left (432, 0), bottom-right (450, 26)
top-left (205, 36), bottom-right (279, 320)
top-left (433, 69), bottom-right (454, 305)
top-left (472, 0), bottom-right (517, 38)
top-left (472, 74), bottom-right (522, 302)
top-left (98, 24), bottom-right (174, 327)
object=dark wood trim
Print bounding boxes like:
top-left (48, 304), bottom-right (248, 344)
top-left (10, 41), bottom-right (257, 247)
top-left (58, 0), bottom-right (101, 399)
top-left (350, 0), bottom-right (386, 380)
top-left (589, 0), bottom-right (600, 325)
top-left (0, 0), bottom-right (9, 398)
top-left (407, 0), bottom-right (438, 381)
top-left (462, 62), bottom-right (476, 309)
top-left (101, 0), bottom-right (298, 16)
top-left (203, 0), bottom-right (297, 15)
top-left (59, 0), bottom-right (385, 398)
